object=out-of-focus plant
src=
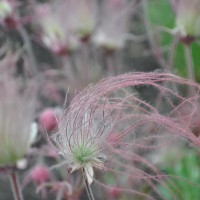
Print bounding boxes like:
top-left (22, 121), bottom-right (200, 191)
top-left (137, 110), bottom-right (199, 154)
top-left (65, 0), bottom-right (97, 42)
top-left (23, 164), bottom-right (52, 198)
top-left (146, 0), bottom-right (200, 82)
top-left (0, 0), bottom-right (19, 28)
top-left (173, 0), bottom-right (200, 40)
top-left (0, 52), bottom-right (38, 200)
top-left (0, 0), bottom-right (38, 75)
top-left (0, 79), bottom-right (37, 166)
top-left (93, 0), bottom-right (137, 75)
top-left (34, 1), bottom-right (79, 56)
top-left (93, 0), bottom-right (134, 51)
top-left (172, 0), bottom-right (200, 85)
top-left (0, 55), bottom-right (37, 168)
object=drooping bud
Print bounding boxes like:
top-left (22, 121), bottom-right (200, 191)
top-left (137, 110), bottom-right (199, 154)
top-left (93, 0), bottom-right (133, 51)
top-left (0, 0), bottom-right (18, 28)
top-left (0, 1), bottom-right (12, 19)
top-left (174, 0), bottom-right (200, 42)
top-left (0, 65), bottom-right (37, 168)
top-left (66, 0), bottom-right (97, 42)
top-left (39, 108), bottom-right (58, 132)
top-left (34, 3), bottom-right (79, 55)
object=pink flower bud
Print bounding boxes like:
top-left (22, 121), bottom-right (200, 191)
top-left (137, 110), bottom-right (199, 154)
top-left (30, 165), bottom-right (50, 184)
top-left (39, 108), bottom-right (57, 131)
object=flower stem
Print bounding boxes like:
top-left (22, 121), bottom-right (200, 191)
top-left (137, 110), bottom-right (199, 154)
top-left (82, 42), bottom-right (90, 84)
top-left (142, 0), bottom-right (167, 69)
top-left (82, 168), bottom-right (95, 200)
top-left (9, 171), bottom-right (24, 200)
top-left (184, 44), bottom-right (195, 81)
top-left (184, 44), bottom-right (196, 96)
top-left (154, 34), bottom-right (178, 109)
top-left (17, 25), bottom-right (38, 76)
top-left (167, 34), bottom-right (178, 72)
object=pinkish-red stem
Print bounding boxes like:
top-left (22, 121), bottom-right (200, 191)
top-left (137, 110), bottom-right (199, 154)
top-left (9, 171), bottom-right (24, 200)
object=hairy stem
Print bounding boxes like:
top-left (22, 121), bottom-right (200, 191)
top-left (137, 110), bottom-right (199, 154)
top-left (82, 168), bottom-right (95, 200)
top-left (9, 171), bottom-right (24, 200)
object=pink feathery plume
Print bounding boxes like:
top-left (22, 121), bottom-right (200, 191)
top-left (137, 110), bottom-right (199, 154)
top-left (51, 72), bottom-right (200, 199)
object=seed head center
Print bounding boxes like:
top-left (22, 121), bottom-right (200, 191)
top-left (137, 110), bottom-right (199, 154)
top-left (73, 144), bottom-right (96, 164)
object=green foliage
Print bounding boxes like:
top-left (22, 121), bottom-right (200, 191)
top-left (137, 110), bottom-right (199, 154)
top-left (147, 0), bottom-right (200, 81)
top-left (158, 149), bottom-right (200, 200)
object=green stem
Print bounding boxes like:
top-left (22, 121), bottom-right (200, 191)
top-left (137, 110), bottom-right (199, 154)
top-left (82, 168), bottom-right (95, 200)
top-left (155, 34), bottom-right (178, 109)
top-left (184, 44), bottom-right (195, 81)
top-left (9, 171), bottom-right (24, 200)
top-left (167, 34), bottom-right (178, 72)
top-left (184, 44), bottom-right (196, 96)
top-left (142, 0), bottom-right (167, 69)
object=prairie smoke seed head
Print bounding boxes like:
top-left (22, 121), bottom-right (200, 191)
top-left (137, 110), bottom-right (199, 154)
top-left (51, 72), bottom-right (200, 199)
top-left (51, 106), bottom-right (110, 185)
